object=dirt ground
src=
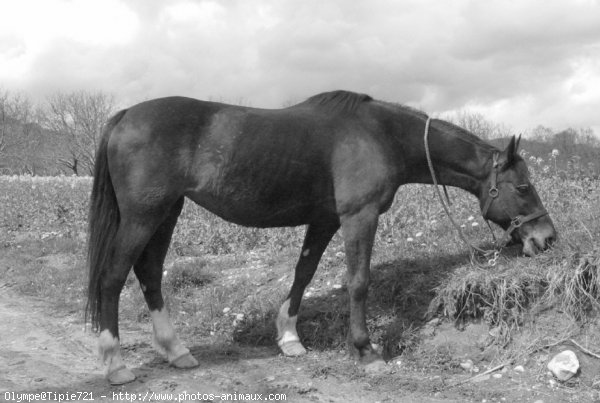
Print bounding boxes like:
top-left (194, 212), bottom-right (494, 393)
top-left (0, 230), bottom-right (598, 403)
top-left (1, 282), bottom-right (597, 403)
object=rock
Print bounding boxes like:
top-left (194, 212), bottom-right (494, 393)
top-left (513, 365), bottom-right (525, 373)
top-left (460, 359), bottom-right (474, 372)
top-left (547, 350), bottom-right (579, 381)
top-left (492, 373), bottom-right (502, 379)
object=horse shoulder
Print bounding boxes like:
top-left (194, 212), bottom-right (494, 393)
top-left (331, 133), bottom-right (398, 216)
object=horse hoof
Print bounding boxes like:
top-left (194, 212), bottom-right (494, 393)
top-left (279, 340), bottom-right (307, 357)
top-left (364, 359), bottom-right (389, 375)
top-left (107, 365), bottom-right (136, 385)
top-left (170, 352), bottom-right (199, 369)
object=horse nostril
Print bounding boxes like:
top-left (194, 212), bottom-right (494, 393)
top-left (545, 235), bottom-right (556, 249)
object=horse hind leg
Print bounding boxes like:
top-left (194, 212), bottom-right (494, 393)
top-left (98, 215), bottom-right (161, 385)
top-left (133, 197), bottom-right (198, 369)
top-left (277, 217), bottom-right (339, 356)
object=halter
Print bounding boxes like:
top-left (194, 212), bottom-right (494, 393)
top-left (480, 152), bottom-right (548, 247)
top-left (423, 116), bottom-right (548, 263)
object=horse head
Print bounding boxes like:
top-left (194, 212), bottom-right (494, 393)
top-left (480, 135), bottom-right (557, 256)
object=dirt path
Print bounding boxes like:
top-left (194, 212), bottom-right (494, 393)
top-left (0, 287), bottom-right (458, 403)
top-left (0, 288), bottom-right (102, 392)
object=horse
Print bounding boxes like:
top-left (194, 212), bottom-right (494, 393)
top-left (86, 90), bottom-right (556, 384)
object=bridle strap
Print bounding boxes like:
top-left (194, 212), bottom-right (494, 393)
top-left (481, 153), bottom-right (499, 219)
top-left (497, 208), bottom-right (549, 247)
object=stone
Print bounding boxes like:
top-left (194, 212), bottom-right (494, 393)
top-left (547, 350), bottom-right (579, 381)
top-left (460, 359), bottom-right (474, 372)
top-left (513, 365), bottom-right (525, 373)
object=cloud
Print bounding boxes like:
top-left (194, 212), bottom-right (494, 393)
top-left (0, 0), bottom-right (598, 133)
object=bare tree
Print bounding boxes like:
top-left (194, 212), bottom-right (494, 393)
top-left (577, 127), bottom-right (599, 147)
top-left (0, 90), bottom-right (42, 174)
top-left (45, 91), bottom-right (116, 175)
top-left (450, 110), bottom-right (509, 140)
top-left (530, 125), bottom-right (554, 143)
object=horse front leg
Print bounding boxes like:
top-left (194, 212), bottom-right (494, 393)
top-left (340, 204), bottom-right (388, 373)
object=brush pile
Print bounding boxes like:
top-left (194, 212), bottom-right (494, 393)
top-left (429, 247), bottom-right (600, 341)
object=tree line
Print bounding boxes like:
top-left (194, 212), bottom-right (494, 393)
top-left (0, 89), bottom-right (115, 175)
top-left (0, 89), bottom-right (598, 176)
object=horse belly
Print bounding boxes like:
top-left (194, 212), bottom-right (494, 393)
top-left (184, 184), bottom-right (317, 228)
top-left (184, 157), bottom-right (325, 227)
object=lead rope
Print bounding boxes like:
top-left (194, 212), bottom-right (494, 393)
top-left (423, 117), bottom-right (501, 267)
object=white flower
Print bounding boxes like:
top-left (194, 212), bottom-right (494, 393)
top-left (467, 216), bottom-right (474, 221)
top-left (407, 237), bottom-right (414, 242)
top-left (551, 149), bottom-right (559, 157)
top-left (471, 222), bottom-right (479, 227)
top-left (415, 232), bottom-right (423, 237)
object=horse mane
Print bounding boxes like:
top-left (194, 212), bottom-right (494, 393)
top-left (381, 101), bottom-right (429, 120)
top-left (299, 90), bottom-right (373, 114)
top-left (298, 91), bottom-right (496, 150)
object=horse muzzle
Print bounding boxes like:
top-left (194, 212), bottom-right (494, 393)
top-left (517, 216), bottom-right (557, 257)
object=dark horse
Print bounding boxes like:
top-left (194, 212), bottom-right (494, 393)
top-left (86, 90), bottom-right (556, 384)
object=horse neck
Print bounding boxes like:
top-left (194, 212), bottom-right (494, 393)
top-left (404, 119), bottom-right (494, 197)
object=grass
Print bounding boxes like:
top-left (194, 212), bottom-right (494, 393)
top-left (0, 164), bottom-right (599, 364)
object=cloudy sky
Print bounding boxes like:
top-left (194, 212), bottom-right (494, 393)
top-left (1, 0), bottom-right (599, 134)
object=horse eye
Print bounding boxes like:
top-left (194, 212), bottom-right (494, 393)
top-left (516, 184), bottom-right (530, 193)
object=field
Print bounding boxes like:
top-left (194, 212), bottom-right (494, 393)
top-left (1, 160), bottom-right (600, 402)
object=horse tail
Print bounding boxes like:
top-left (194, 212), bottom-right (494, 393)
top-left (85, 109), bottom-right (127, 332)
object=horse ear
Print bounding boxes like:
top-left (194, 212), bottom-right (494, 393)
top-left (515, 134), bottom-right (522, 152)
top-left (500, 135), bottom-right (517, 167)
